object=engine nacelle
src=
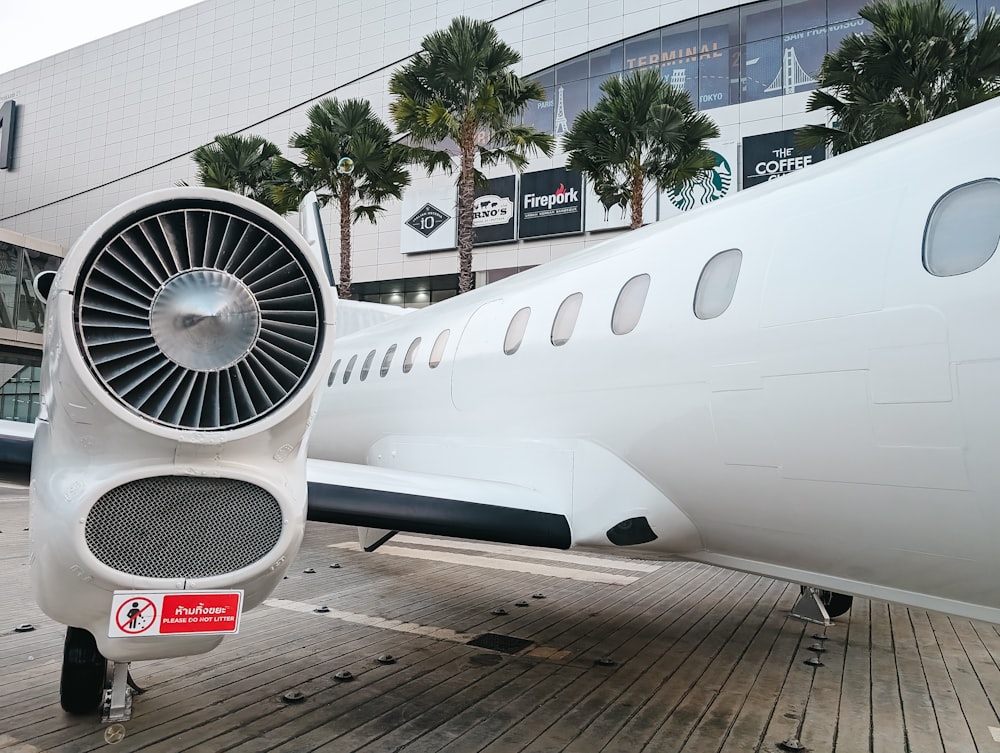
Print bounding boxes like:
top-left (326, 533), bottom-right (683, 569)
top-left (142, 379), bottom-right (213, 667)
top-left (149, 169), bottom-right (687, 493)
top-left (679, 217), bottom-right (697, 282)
top-left (30, 188), bottom-right (335, 662)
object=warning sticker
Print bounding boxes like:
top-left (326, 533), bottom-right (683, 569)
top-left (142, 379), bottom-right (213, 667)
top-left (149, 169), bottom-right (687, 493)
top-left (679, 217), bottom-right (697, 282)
top-left (108, 591), bottom-right (243, 638)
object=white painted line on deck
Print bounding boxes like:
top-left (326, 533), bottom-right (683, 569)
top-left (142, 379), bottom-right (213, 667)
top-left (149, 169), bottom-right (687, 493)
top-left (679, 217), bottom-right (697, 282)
top-left (382, 535), bottom-right (662, 573)
top-left (329, 542), bottom-right (637, 585)
top-left (263, 598), bottom-right (573, 661)
top-left (989, 726), bottom-right (1000, 742)
top-left (264, 598), bottom-right (468, 643)
top-left (0, 735), bottom-right (44, 752)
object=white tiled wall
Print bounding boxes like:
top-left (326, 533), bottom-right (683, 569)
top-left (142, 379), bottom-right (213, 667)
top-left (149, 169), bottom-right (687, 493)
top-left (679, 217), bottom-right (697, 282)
top-left (0, 0), bottom-right (799, 283)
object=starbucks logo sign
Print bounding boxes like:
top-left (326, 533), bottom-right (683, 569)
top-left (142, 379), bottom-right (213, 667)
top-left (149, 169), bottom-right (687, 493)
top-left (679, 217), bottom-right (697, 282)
top-left (666, 151), bottom-right (732, 211)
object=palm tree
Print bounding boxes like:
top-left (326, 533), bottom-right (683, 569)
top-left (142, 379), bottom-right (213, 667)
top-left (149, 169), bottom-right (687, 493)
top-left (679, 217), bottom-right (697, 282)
top-left (273, 98), bottom-right (411, 300)
top-left (563, 68), bottom-right (719, 230)
top-left (390, 16), bottom-right (555, 293)
top-left (189, 134), bottom-right (284, 213)
top-left (798, 0), bottom-right (1000, 155)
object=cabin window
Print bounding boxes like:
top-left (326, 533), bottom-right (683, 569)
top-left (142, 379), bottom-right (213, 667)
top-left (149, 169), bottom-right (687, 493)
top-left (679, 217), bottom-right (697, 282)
top-left (504, 307), bottom-right (532, 355)
top-left (551, 293), bottom-right (583, 346)
top-left (328, 359), bottom-right (341, 387)
top-left (924, 179), bottom-right (1000, 277)
top-left (694, 249), bottom-right (742, 319)
top-left (359, 350), bottom-right (376, 381)
top-left (342, 354), bottom-right (358, 384)
top-left (380, 344), bottom-right (397, 377)
top-left (612, 274), bottom-right (651, 335)
top-left (403, 337), bottom-right (422, 373)
top-left (429, 329), bottom-right (450, 368)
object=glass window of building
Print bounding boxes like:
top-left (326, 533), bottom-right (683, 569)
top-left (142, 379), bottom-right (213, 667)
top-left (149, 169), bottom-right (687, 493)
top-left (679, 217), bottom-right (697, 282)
top-left (328, 359), bottom-right (341, 387)
top-left (625, 29), bottom-right (661, 70)
top-left (612, 274), bottom-right (651, 335)
top-left (742, 0), bottom-right (781, 42)
top-left (429, 329), bottom-right (450, 368)
top-left (694, 249), bottom-right (743, 319)
top-left (0, 363), bottom-right (42, 422)
top-left (700, 8), bottom-right (739, 49)
top-left (660, 19), bottom-right (701, 103)
top-left (342, 354), bottom-right (358, 384)
top-left (380, 344), bottom-right (397, 377)
top-left (826, 16), bottom-right (872, 51)
top-left (523, 86), bottom-right (555, 134)
top-left (504, 307), bottom-right (532, 355)
top-left (15, 247), bottom-right (59, 333)
top-left (360, 349), bottom-right (376, 381)
top-left (556, 55), bottom-right (589, 83)
top-left (555, 79), bottom-right (589, 137)
top-left (923, 179), bottom-right (1000, 277)
top-left (782, 0), bottom-right (825, 34)
top-left (741, 37), bottom-right (783, 101)
top-left (551, 293), bottom-right (584, 346)
top-left (0, 243), bottom-right (19, 329)
top-left (590, 43), bottom-right (623, 76)
top-left (403, 337), bottom-right (421, 373)
top-left (828, 0), bottom-right (865, 22)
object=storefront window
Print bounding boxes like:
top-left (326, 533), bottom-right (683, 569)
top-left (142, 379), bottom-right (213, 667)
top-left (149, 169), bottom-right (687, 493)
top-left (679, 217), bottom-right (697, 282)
top-left (742, 0), bottom-right (782, 42)
top-left (589, 43), bottom-right (623, 76)
top-left (625, 30), bottom-right (661, 70)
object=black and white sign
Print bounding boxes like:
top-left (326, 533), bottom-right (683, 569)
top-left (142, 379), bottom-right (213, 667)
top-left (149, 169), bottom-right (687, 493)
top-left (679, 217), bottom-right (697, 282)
top-left (473, 175), bottom-right (516, 245)
top-left (518, 167), bottom-right (584, 239)
top-left (400, 187), bottom-right (457, 253)
top-left (742, 130), bottom-right (826, 188)
top-left (406, 203), bottom-right (450, 238)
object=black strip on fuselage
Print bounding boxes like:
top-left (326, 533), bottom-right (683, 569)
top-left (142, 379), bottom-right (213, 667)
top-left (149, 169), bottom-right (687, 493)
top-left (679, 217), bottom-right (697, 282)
top-left (307, 482), bottom-right (572, 550)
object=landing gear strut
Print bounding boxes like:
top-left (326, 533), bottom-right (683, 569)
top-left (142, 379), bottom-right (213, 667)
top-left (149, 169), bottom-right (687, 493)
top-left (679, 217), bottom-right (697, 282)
top-left (60, 627), bottom-right (142, 721)
top-left (791, 587), bottom-right (854, 625)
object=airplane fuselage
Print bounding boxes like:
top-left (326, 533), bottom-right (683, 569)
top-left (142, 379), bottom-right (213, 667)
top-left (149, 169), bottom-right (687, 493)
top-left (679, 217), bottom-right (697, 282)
top-left (310, 101), bottom-right (1000, 623)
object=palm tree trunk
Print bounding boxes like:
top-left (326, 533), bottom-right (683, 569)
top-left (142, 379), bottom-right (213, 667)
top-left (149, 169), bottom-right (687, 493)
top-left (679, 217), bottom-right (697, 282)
top-left (338, 177), bottom-right (352, 300)
top-left (457, 120), bottom-right (476, 293)
top-left (630, 167), bottom-right (645, 230)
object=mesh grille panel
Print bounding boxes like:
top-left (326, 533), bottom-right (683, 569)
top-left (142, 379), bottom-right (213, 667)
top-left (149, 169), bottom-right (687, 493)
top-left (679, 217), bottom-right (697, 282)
top-left (85, 476), bottom-right (283, 579)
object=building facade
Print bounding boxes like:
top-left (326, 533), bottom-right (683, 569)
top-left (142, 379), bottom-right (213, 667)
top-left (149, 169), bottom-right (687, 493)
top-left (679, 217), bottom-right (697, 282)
top-left (0, 0), bottom-right (996, 312)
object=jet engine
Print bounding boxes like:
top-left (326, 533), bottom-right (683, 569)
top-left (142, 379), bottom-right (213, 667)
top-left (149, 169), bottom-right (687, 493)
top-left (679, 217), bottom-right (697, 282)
top-left (29, 188), bottom-right (335, 714)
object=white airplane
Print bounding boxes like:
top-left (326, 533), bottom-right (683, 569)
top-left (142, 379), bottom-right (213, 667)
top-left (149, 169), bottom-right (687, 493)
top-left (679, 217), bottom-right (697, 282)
top-left (4, 97), bottom-right (1000, 721)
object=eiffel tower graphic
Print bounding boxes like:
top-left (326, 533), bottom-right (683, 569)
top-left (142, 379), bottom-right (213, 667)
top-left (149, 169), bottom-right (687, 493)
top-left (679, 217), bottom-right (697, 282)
top-left (764, 47), bottom-right (817, 95)
top-left (554, 86), bottom-right (569, 135)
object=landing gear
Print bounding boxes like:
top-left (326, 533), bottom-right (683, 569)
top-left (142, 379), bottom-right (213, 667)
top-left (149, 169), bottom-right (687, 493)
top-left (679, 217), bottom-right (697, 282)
top-left (817, 590), bottom-right (853, 618)
top-left (791, 587), bottom-right (854, 624)
top-left (60, 627), bottom-right (107, 715)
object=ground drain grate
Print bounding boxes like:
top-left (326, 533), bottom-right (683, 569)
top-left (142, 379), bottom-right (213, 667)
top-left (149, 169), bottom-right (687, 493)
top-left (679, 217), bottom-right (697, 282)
top-left (466, 633), bottom-right (533, 654)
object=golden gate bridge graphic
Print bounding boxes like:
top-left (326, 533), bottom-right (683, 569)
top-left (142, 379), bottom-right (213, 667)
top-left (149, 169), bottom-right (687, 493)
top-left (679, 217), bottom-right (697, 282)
top-left (764, 46), bottom-right (817, 95)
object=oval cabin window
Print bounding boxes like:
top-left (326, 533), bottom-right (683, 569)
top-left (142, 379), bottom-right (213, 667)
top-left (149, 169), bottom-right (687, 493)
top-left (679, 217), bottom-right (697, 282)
top-left (429, 330), bottom-right (450, 368)
top-left (403, 337), bottom-right (421, 373)
top-left (342, 354), bottom-right (358, 384)
top-left (924, 179), bottom-right (1000, 277)
top-left (380, 344), bottom-right (397, 377)
top-left (359, 350), bottom-right (376, 381)
top-left (504, 307), bottom-right (532, 355)
top-left (612, 274), bottom-right (651, 335)
top-left (551, 293), bottom-right (583, 346)
top-left (694, 249), bottom-right (742, 320)
top-left (328, 359), bottom-right (341, 387)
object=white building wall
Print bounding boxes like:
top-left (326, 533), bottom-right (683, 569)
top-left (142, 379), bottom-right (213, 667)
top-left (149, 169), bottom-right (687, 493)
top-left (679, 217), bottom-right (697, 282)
top-left (0, 0), bottom-right (817, 285)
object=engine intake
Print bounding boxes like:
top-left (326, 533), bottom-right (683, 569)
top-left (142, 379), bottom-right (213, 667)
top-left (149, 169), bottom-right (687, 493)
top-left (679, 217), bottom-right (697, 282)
top-left (74, 198), bottom-right (326, 430)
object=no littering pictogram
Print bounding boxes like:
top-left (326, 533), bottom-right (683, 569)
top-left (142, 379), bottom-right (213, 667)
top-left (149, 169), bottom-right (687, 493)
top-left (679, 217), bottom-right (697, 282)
top-left (115, 596), bottom-right (156, 635)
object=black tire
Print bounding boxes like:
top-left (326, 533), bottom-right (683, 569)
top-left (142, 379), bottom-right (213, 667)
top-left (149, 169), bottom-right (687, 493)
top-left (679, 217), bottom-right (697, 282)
top-left (60, 627), bottom-right (107, 715)
top-left (817, 590), bottom-right (854, 618)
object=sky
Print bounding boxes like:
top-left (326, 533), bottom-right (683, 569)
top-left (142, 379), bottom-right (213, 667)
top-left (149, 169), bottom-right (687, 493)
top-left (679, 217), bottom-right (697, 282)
top-left (0, 0), bottom-right (204, 75)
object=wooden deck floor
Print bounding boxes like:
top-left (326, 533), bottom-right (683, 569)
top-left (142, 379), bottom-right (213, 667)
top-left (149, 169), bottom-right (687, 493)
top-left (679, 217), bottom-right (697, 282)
top-left (2, 486), bottom-right (1000, 752)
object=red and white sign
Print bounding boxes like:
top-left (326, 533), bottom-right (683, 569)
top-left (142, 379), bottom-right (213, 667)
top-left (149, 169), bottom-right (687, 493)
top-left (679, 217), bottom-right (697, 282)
top-left (108, 591), bottom-right (243, 638)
